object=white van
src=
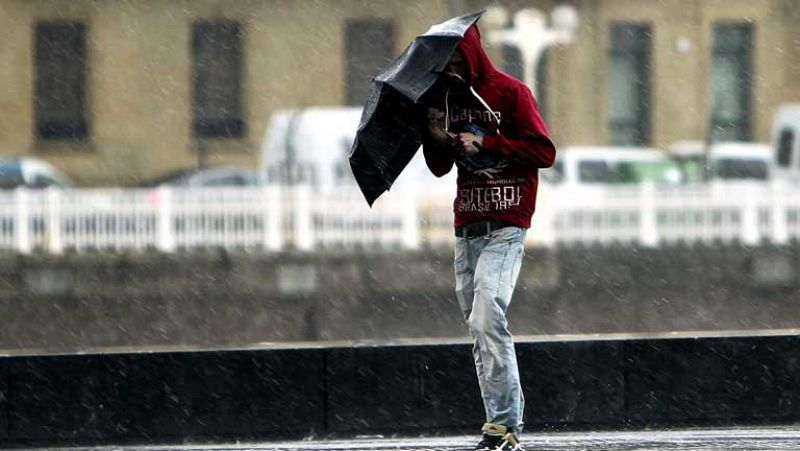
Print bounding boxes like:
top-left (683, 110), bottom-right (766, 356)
top-left (771, 104), bottom-right (800, 181)
top-left (259, 107), bottom-right (455, 193)
top-left (542, 146), bottom-right (683, 186)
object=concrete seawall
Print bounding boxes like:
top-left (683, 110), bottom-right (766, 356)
top-left (2, 244), bottom-right (799, 353)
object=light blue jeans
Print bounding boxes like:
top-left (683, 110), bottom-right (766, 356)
top-left (455, 226), bottom-right (526, 434)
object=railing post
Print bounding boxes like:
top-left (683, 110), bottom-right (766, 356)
top-left (263, 185), bottom-right (283, 251)
top-left (156, 187), bottom-right (175, 252)
top-left (639, 182), bottom-right (658, 247)
top-left (770, 179), bottom-right (788, 245)
top-left (741, 183), bottom-right (760, 246)
top-left (293, 185), bottom-right (313, 251)
top-left (401, 189), bottom-right (420, 250)
top-left (14, 188), bottom-right (31, 254)
top-left (529, 182), bottom-right (556, 248)
top-left (46, 188), bottom-right (63, 254)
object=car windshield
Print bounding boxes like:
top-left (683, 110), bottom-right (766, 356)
top-left (577, 159), bottom-right (681, 184)
top-left (714, 158), bottom-right (769, 180)
top-left (0, 162), bottom-right (24, 189)
top-left (610, 160), bottom-right (683, 184)
top-left (540, 160), bottom-right (564, 184)
top-left (578, 160), bottom-right (611, 182)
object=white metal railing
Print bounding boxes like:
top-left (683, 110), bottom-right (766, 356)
top-left (0, 185), bottom-right (418, 254)
top-left (550, 180), bottom-right (798, 247)
top-left (294, 185), bottom-right (418, 251)
top-left (2, 181), bottom-right (800, 254)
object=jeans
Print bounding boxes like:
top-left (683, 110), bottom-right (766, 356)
top-left (454, 226), bottom-right (526, 433)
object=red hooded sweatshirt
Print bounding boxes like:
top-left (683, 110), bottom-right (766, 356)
top-left (422, 23), bottom-right (556, 229)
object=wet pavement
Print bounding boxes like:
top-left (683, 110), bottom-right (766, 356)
top-left (7, 427), bottom-right (800, 451)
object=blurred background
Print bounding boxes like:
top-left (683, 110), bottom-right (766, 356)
top-left (0, 0), bottom-right (798, 354)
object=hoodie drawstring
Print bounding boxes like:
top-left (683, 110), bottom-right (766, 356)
top-left (469, 86), bottom-right (501, 127)
top-left (444, 87), bottom-right (451, 133)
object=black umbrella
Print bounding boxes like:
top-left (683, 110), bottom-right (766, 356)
top-left (349, 10), bottom-right (484, 206)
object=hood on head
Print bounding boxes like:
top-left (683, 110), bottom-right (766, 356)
top-left (455, 23), bottom-right (496, 88)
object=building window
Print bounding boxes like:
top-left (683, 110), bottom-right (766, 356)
top-left (710, 23), bottom-right (752, 142)
top-left (192, 20), bottom-right (245, 139)
top-left (502, 45), bottom-right (549, 120)
top-left (345, 18), bottom-right (394, 106)
top-left (35, 21), bottom-right (89, 141)
top-left (502, 45), bottom-right (524, 82)
top-left (536, 50), bottom-right (549, 121)
top-left (607, 23), bottom-right (651, 146)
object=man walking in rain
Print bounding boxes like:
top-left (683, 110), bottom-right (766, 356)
top-left (422, 22), bottom-right (556, 451)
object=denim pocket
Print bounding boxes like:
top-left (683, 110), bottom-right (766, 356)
top-left (487, 226), bottom-right (525, 244)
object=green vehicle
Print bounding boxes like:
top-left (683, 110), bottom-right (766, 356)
top-left (541, 146), bottom-right (684, 186)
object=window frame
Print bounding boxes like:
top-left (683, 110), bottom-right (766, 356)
top-left (191, 19), bottom-right (246, 140)
top-left (344, 18), bottom-right (395, 106)
top-left (34, 20), bottom-right (90, 142)
top-left (607, 22), bottom-right (652, 147)
top-left (709, 22), bottom-right (753, 142)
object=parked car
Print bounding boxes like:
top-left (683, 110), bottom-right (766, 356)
top-left (140, 166), bottom-right (259, 187)
top-left (541, 146), bottom-right (683, 186)
top-left (0, 157), bottom-right (72, 189)
top-left (668, 140), bottom-right (771, 181)
top-left (708, 142), bottom-right (771, 180)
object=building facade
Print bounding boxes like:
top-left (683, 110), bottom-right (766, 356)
top-left (0, 0), bottom-right (797, 185)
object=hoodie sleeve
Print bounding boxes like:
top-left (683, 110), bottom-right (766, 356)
top-left (421, 127), bottom-right (457, 177)
top-left (481, 85), bottom-right (556, 169)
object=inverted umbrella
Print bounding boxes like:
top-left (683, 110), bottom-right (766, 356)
top-left (349, 10), bottom-right (484, 206)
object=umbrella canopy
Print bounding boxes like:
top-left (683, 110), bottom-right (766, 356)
top-left (349, 11), bottom-right (484, 206)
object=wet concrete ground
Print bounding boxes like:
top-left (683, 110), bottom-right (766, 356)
top-left (7, 427), bottom-right (800, 451)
